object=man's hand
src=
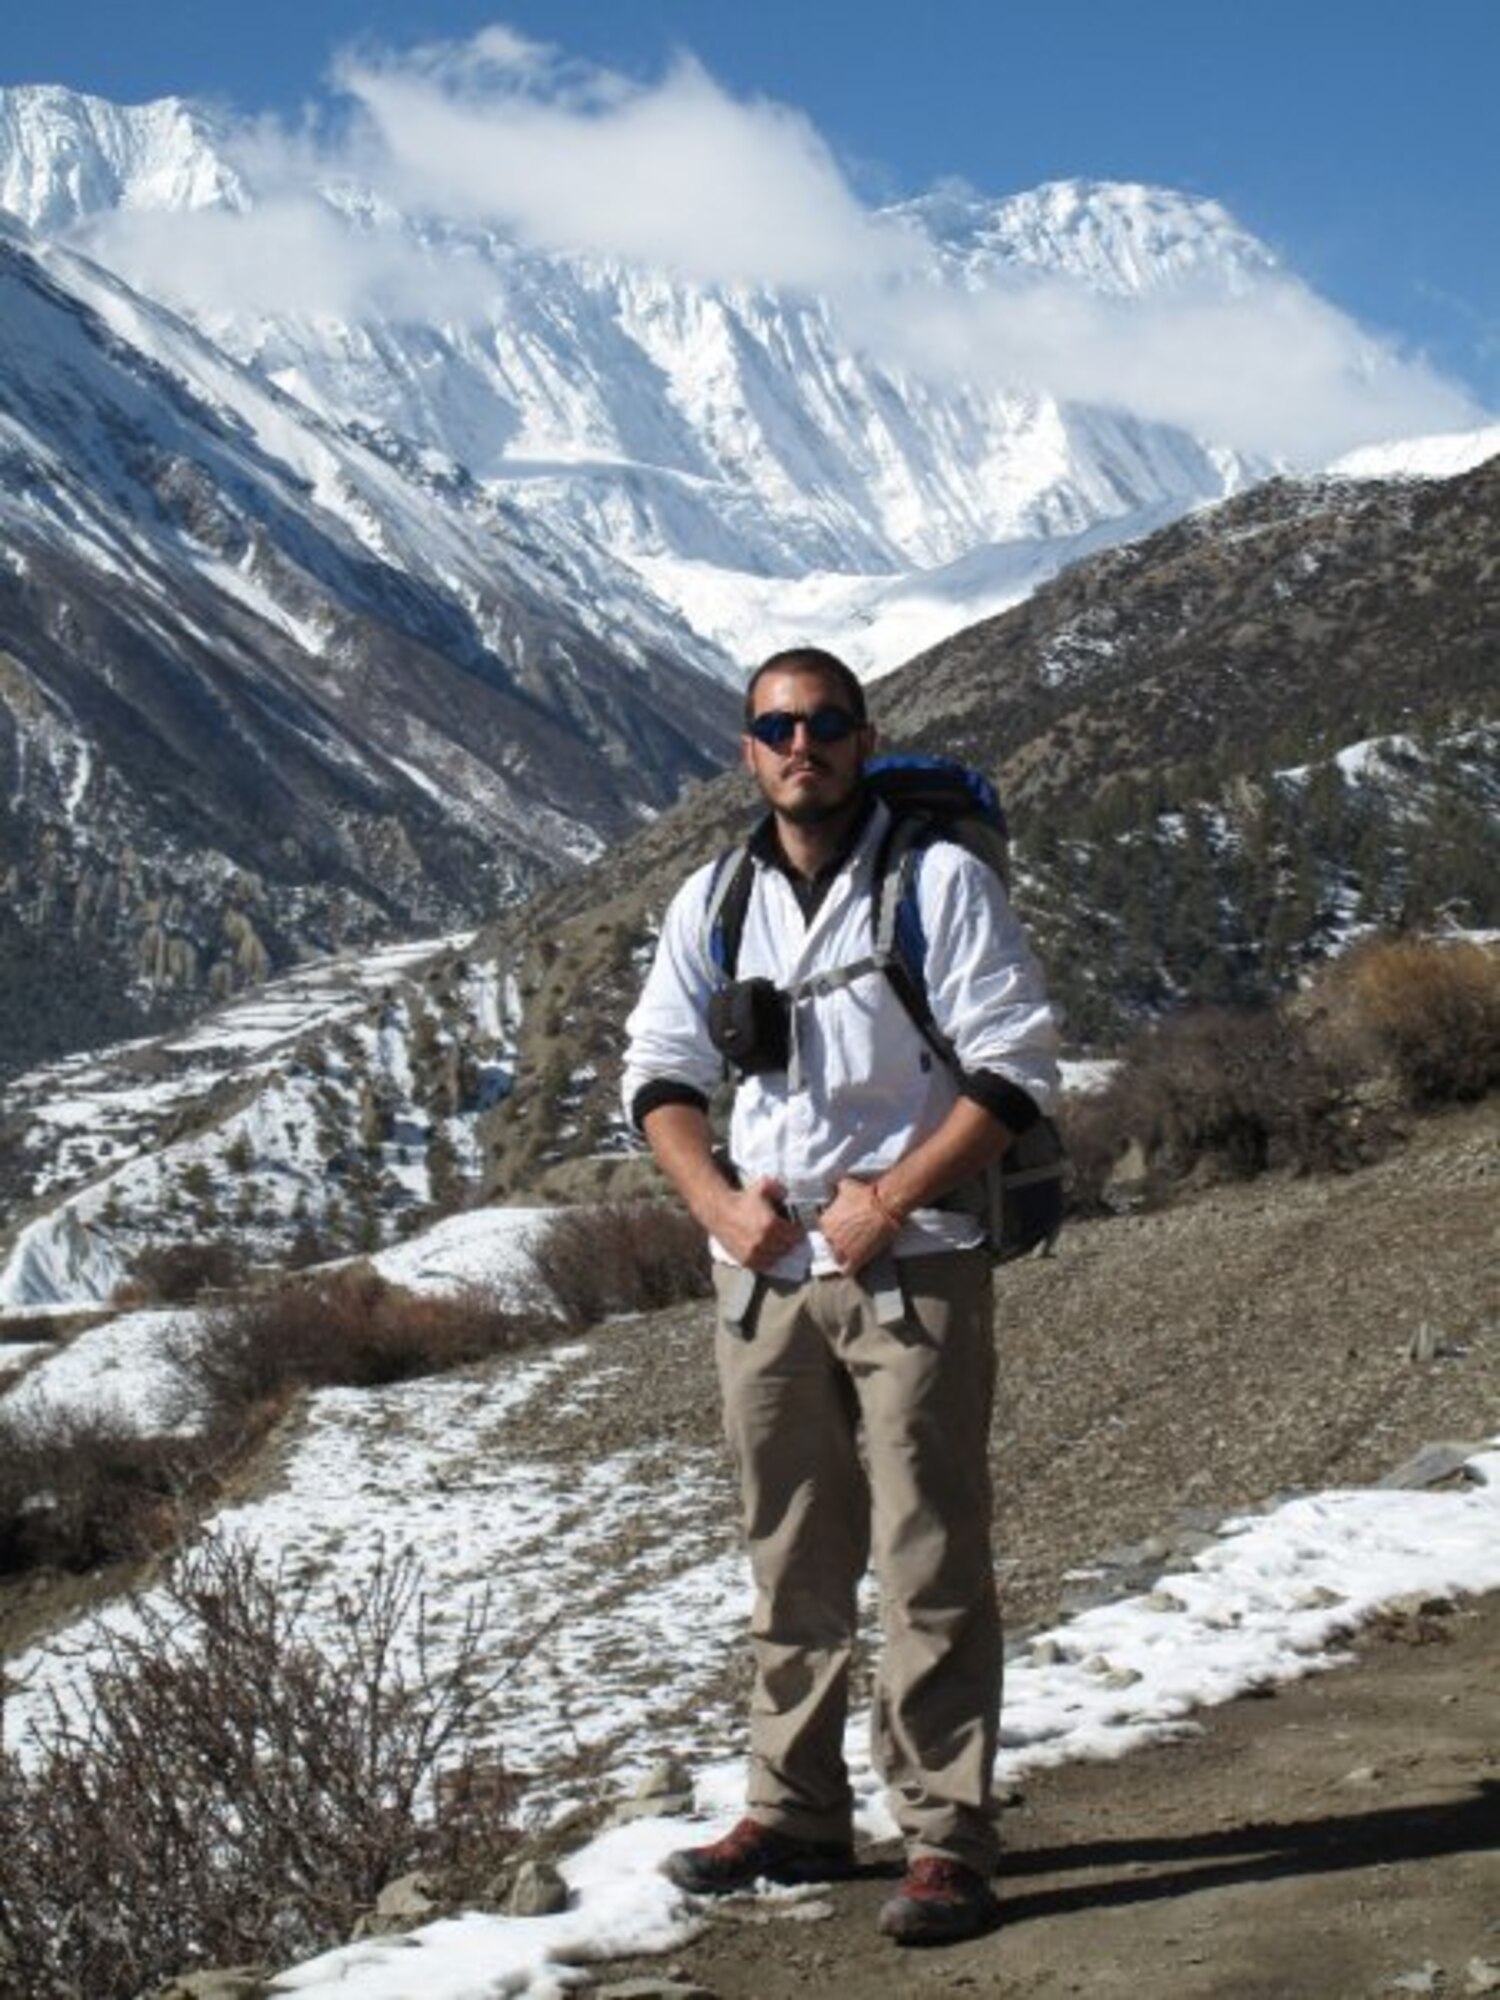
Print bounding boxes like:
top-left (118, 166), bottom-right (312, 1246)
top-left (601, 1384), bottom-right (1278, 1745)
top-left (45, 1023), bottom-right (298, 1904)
top-left (708, 1175), bottom-right (806, 1271)
top-left (819, 1099), bottom-right (1015, 1274)
top-left (640, 1105), bottom-right (803, 1272)
top-left (819, 1176), bottom-right (901, 1276)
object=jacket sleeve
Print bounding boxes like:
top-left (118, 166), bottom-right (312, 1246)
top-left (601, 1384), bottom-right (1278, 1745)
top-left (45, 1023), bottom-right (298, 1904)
top-left (916, 844), bottom-right (1062, 1118)
top-left (620, 863), bottom-right (726, 1131)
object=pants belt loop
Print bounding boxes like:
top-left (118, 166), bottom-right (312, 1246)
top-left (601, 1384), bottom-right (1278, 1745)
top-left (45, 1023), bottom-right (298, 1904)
top-left (863, 1250), bottom-right (907, 1328)
top-left (720, 1266), bottom-right (767, 1339)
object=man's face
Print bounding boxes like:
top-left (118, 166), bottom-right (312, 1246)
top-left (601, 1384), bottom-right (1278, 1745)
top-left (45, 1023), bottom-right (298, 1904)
top-left (741, 668), bottom-right (875, 826)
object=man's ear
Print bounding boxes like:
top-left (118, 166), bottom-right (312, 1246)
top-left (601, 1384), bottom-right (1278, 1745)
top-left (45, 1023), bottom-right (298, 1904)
top-left (740, 734), bottom-right (757, 776)
top-left (860, 723), bottom-right (879, 758)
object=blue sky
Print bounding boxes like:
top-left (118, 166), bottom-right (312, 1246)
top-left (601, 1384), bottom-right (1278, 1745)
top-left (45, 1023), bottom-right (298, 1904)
top-left (5, 1), bottom-right (1497, 411)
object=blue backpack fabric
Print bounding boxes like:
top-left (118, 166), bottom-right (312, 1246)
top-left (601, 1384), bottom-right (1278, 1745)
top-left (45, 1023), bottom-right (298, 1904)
top-left (705, 753), bottom-right (1065, 1261)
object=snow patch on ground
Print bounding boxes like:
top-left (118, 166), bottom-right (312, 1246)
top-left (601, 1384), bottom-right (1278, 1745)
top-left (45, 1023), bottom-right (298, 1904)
top-left (5, 1230), bottom-right (1498, 2000)
top-left (371, 1207), bottom-right (555, 1309)
top-left (267, 1443), bottom-right (1500, 1999)
top-left (3, 1307), bottom-right (202, 1435)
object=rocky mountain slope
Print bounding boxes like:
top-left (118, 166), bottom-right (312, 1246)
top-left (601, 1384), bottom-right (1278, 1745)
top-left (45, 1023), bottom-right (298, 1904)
top-left (0, 932), bottom-right (510, 1309)
top-left (883, 454), bottom-right (1500, 1032)
top-left (3, 453), bottom-right (1492, 1293)
top-left (473, 453), bottom-right (1500, 1185)
top-left (0, 216), bottom-right (739, 1074)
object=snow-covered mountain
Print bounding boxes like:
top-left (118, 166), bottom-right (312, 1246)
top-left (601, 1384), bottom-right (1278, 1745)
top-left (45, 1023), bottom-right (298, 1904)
top-left (0, 85), bottom-right (1269, 677)
top-left (1331, 422), bottom-right (1500, 482)
top-left (0, 929), bottom-right (515, 1309)
top-left (6, 81), bottom-right (1489, 1080)
top-left (0, 205), bottom-right (740, 1072)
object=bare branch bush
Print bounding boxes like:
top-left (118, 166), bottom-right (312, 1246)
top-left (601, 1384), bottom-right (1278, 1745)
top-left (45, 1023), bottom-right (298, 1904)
top-left (174, 1268), bottom-right (554, 1444)
top-left (1115, 1003), bottom-right (1371, 1187)
top-left (530, 1199), bottom-right (711, 1329)
top-left (0, 1403), bottom-right (205, 1577)
top-left (120, 1238), bottom-right (246, 1307)
top-left (0, 1537), bottom-right (521, 1998)
top-left (1064, 998), bottom-right (1382, 1207)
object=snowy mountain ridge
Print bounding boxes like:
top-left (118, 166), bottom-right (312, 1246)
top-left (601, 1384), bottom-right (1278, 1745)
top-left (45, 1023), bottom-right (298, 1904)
top-left (0, 83), bottom-right (1278, 675)
top-left (0, 84), bottom-right (249, 229)
top-left (1, 79), bottom-right (1491, 1080)
top-left (0, 210), bottom-right (740, 1072)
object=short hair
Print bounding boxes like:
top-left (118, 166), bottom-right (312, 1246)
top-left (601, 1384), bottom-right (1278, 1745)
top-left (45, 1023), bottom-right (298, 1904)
top-left (743, 647), bottom-right (867, 729)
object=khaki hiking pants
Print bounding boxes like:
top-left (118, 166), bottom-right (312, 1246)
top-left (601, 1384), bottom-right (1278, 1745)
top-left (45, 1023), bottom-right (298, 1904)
top-left (712, 1247), bottom-right (1001, 1874)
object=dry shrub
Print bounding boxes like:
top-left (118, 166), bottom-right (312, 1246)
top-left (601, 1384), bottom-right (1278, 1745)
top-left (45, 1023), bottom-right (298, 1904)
top-left (531, 1199), bottom-right (711, 1329)
top-left (1106, 1003), bottom-right (1366, 1192)
top-left (1326, 936), bottom-right (1500, 1107)
top-left (0, 1404), bottom-right (199, 1577)
top-left (180, 1267), bottom-right (550, 1440)
top-left (0, 1538), bottom-right (521, 1998)
top-left (1054, 1088), bottom-right (1127, 1217)
top-left (0, 1314), bottom-right (63, 1348)
top-left (124, 1238), bottom-right (245, 1305)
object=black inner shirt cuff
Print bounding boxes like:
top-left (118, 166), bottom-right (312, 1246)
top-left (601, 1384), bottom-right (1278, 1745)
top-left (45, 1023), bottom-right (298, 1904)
top-left (631, 1078), bottom-right (711, 1132)
top-left (958, 1069), bottom-right (1044, 1137)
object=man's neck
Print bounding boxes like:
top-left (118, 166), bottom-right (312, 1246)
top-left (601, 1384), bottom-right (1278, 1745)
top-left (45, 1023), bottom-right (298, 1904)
top-left (774, 794), bottom-right (867, 881)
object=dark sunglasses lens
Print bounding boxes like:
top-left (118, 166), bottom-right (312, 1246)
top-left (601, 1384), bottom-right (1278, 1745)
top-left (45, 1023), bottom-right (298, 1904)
top-left (750, 711), bottom-right (796, 748)
top-left (750, 706), bottom-right (858, 748)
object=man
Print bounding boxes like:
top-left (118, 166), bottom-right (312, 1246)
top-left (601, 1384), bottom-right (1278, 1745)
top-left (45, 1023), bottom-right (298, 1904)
top-left (621, 646), bottom-right (1060, 1945)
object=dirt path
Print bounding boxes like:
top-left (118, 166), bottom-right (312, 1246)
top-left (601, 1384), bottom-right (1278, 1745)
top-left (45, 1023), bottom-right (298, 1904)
top-left (610, 1592), bottom-right (1500, 1999)
top-left (588, 1100), bottom-right (1499, 1997)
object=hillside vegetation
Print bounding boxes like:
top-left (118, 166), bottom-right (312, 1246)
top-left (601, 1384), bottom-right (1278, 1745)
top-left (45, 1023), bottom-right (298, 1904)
top-left (476, 458), bottom-right (1500, 1195)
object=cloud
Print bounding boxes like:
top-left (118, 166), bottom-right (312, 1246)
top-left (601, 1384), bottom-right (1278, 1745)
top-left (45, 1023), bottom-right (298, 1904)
top-left (867, 267), bottom-right (1483, 463)
top-left (80, 200), bottom-right (494, 324)
top-left (327, 31), bottom-right (910, 292)
top-left (73, 22), bottom-right (1489, 464)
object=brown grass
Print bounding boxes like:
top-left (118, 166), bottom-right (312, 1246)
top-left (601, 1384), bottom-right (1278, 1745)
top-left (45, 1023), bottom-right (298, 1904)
top-left (0, 1405), bottom-right (203, 1577)
top-left (1323, 936), bottom-right (1500, 1106)
top-left (530, 1199), bottom-right (711, 1329)
top-left (119, 1237), bottom-right (245, 1305)
top-left (1060, 935), bottom-right (1498, 1205)
top-left (177, 1266), bottom-right (553, 1441)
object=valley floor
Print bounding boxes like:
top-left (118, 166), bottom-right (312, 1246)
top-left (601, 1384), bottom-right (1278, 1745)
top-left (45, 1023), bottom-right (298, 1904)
top-left (3, 1096), bottom-right (1496, 1996)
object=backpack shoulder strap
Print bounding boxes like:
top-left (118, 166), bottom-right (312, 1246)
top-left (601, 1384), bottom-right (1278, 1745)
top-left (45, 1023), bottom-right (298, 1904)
top-left (871, 816), bottom-right (956, 1067)
top-left (704, 806), bottom-right (956, 1067)
top-left (702, 844), bottom-right (756, 987)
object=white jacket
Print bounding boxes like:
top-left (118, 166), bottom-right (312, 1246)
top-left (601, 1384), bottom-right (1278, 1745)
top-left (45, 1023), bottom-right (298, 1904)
top-left (621, 801), bottom-right (1061, 1276)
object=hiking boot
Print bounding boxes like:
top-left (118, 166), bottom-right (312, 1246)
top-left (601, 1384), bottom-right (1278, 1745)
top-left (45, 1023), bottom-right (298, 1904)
top-left (877, 1857), bottom-right (1001, 1945)
top-left (661, 1816), bottom-right (855, 1894)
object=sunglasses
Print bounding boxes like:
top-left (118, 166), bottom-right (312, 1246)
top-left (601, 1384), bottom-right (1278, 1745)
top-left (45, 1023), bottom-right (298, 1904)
top-left (747, 705), bottom-right (862, 750)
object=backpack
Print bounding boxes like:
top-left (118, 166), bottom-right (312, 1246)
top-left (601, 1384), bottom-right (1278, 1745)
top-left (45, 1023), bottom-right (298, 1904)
top-left (704, 753), bottom-right (1066, 1262)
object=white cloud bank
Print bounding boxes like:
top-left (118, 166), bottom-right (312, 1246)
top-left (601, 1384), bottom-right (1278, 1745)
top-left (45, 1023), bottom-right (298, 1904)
top-left (333, 27), bottom-right (909, 293)
top-left (81, 21), bottom-right (1489, 464)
